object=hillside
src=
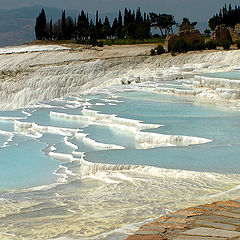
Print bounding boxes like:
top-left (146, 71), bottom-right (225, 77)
top-left (0, 6), bottom-right (97, 47)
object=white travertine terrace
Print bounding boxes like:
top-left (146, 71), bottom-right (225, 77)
top-left (0, 45), bottom-right (240, 109)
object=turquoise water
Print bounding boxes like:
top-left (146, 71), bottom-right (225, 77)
top-left (83, 91), bottom-right (240, 174)
top-left (0, 134), bottom-right (9, 147)
top-left (1, 87), bottom-right (240, 239)
top-left (91, 91), bottom-right (240, 143)
top-left (0, 120), bottom-right (15, 131)
top-left (85, 145), bottom-right (240, 174)
top-left (83, 125), bottom-right (136, 148)
top-left (202, 71), bottom-right (240, 80)
top-left (0, 90), bottom-right (240, 190)
top-left (0, 140), bottom-right (59, 191)
top-left (21, 107), bottom-right (86, 129)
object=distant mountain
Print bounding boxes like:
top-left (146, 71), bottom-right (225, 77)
top-left (0, 5), bottom-right (100, 47)
top-left (0, 6), bottom-right (57, 47)
top-left (0, 5), bottom-right (208, 48)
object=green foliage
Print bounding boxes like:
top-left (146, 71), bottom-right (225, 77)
top-left (208, 4), bottom-right (240, 30)
top-left (36, 7), bottom-right (151, 42)
top-left (155, 45), bottom-right (165, 54)
top-left (97, 37), bottom-right (165, 46)
top-left (171, 39), bottom-right (206, 53)
top-left (171, 51), bottom-right (177, 56)
top-left (76, 39), bottom-right (98, 46)
top-left (149, 12), bottom-right (176, 37)
top-left (220, 39), bottom-right (231, 49)
top-left (171, 39), bottom-right (189, 53)
top-left (89, 39), bottom-right (98, 46)
top-left (235, 40), bottom-right (240, 49)
top-left (35, 9), bottom-right (47, 40)
top-left (126, 23), bottom-right (138, 42)
top-left (76, 39), bottom-right (103, 47)
top-left (203, 29), bottom-right (211, 37)
top-left (208, 15), bottom-right (222, 31)
top-left (189, 40), bottom-right (206, 51)
top-left (205, 40), bottom-right (217, 49)
top-left (179, 18), bottom-right (197, 31)
top-left (61, 10), bottom-right (66, 40)
top-left (97, 41), bottom-right (104, 47)
top-left (150, 45), bottom-right (165, 55)
top-left (150, 49), bottom-right (156, 56)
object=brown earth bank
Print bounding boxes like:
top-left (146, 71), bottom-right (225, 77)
top-left (28, 39), bottom-right (162, 50)
top-left (127, 199), bottom-right (240, 240)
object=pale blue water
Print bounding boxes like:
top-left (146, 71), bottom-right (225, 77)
top-left (70, 137), bottom-right (101, 153)
top-left (202, 71), bottom-right (240, 80)
top-left (0, 140), bottom-right (59, 191)
top-left (0, 134), bottom-right (9, 147)
top-left (83, 125), bottom-right (136, 148)
top-left (1, 89), bottom-right (240, 191)
top-left (21, 107), bottom-right (86, 129)
top-left (0, 120), bottom-right (15, 131)
top-left (85, 145), bottom-right (240, 174)
top-left (84, 91), bottom-right (240, 174)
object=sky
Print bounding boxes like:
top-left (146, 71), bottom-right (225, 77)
top-left (0, 0), bottom-right (239, 21)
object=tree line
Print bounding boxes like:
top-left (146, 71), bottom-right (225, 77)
top-left (35, 8), bottom-right (152, 41)
top-left (208, 4), bottom-right (240, 30)
top-left (35, 8), bottom-right (178, 41)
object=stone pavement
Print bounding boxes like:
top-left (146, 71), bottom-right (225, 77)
top-left (127, 200), bottom-right (240, 240)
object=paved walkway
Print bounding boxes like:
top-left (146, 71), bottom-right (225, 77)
top-left (127, 199), bottom-right (240, 240)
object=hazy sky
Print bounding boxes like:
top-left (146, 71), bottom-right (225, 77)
top-left (0, 0), bottom-right (239, 21)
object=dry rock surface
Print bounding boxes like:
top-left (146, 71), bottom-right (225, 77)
top-left (212, 24), bottom-right (240, 43)
top-left (127, 199), bottom-right (240, 240)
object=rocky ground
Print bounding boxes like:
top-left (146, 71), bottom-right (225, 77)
top-left (127, 199), bottom-right (240, 240)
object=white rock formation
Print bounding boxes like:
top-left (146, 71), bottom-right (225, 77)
top-left (1, 45), bottom-right (240, 110)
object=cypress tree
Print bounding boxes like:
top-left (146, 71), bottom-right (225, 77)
top-left (102, 16), bottom-right (111, 38)
top-left (49, 19), bottom-right (53, 40)
top-left (136, 7), bottom-right (143, 24)
top-left (117, 10), bottom-right (123, 38)
top-left (124, 8), bottom-right (129, 26)
top-left (66, 16), bottom-right (74, 39)
top-left (96, 10), bottom-right (99, 27)
top-left (208, 4), bottom-right (240, 30)
top-left (61, 10), bottom-right (66, 39)
top-left (35, 9), bottom-right (47, 40)
top-left (112, 18), bottom-right (118, 37)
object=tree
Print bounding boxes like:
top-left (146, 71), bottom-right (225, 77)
top-left (49, 19), bottom-right (53, 40)
top-left (126, 23), bottom-right (138, 43)
top-left (117, 10), bottom-right (124, 38)
top-left (102, 17), bottom-right (111, 38)
top-left (179, 18), bottom-right (197, 31)
top-left (208, 4), bottom-right (240, 30)
top-left (150, 12), bottom-right (176, 37)
top-left (88, 19), bottom-right (97, 40)
top-left (96, 10), bottom-right (99, 27)
top-left (208, 15), bottom-right (222, 30)
top-left (65, 16), bottom-right (74, 39)
top-left (61, 10), bottom-right (66, 39)
top-left (35, 7), bottom-right (157, 41)
top-left (77, 10), bottom-right (89, 40)
top-left (203, 29), bottom-right (211, 37)
top-left (111, 18), bottom-right (119, 37)
top-left (35, 9), bottom-right (47, 40)
top-left (136, 7), bottom-right (143, 24)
